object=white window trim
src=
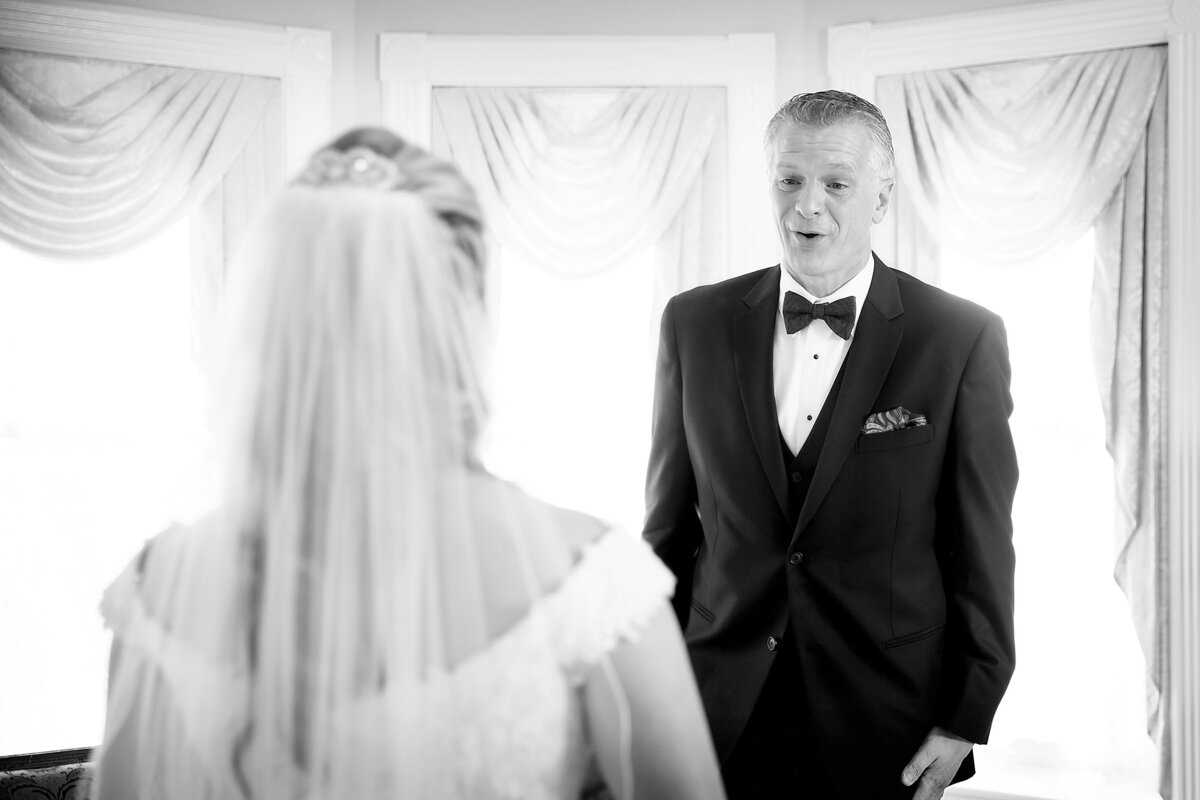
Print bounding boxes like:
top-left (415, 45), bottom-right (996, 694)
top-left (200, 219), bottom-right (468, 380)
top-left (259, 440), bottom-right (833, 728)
top-left (827, 2), bottom-right (1200, 799)
top-left (0, 0), bottom-right (332, 177)
top-left (376, 32), bottom-right (778, 274)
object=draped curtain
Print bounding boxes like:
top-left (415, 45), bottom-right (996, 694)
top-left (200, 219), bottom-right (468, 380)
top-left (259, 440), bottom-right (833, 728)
top-left (876, 45), bottom-right (1169, 794)
top-left (431, 87), bottom-right (727, 321)
top-left (429, 87), bottom-right (726, 534)
top-left (0, 48), bottom-right (283, 345)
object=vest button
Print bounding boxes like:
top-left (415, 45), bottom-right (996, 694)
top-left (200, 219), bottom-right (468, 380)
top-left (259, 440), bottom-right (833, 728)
top-left (767, 636), bottom-right (778, 651)
top-left (789, 551), bottom-right (804, 566)
top-left (791, 472), bottom-right (803, 483)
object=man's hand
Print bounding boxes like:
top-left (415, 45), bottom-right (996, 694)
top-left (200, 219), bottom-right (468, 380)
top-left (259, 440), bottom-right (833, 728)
top-left (901, 726), bottom-right (974, 800)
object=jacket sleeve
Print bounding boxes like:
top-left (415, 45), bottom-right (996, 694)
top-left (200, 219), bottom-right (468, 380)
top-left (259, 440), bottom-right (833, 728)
top-left (936, 312), bottom-right (1019, 744)
top-left (642, 297), bottom-right (703, 626)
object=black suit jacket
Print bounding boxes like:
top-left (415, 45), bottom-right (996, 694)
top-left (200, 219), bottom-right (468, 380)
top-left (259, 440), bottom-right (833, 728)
top-left (644, 255), bottom-right (1018, 796)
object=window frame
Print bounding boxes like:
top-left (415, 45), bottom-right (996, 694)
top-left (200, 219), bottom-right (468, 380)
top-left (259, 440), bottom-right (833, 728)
top-left (827, 1), bottom-right (1200, 797)
top-left (0, 0), bottom-right (332, 177)
top-left (376, 31), bottom-right (778, 278)
top-left (0, 0), bottom-right (334, 760)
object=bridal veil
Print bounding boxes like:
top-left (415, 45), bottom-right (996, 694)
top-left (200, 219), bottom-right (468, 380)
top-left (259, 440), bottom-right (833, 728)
top-left (92, 131), bottom-right (614, 798)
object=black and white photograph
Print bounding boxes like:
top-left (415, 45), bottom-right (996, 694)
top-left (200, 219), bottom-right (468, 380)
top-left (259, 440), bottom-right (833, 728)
top-left (0, 0), bottom-right (1197, 798)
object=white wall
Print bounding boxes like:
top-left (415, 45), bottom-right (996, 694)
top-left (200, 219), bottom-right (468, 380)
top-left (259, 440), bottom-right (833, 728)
top-left (353, 0), bottom-right (802, 124)
top-left (802, 0), bottom-right (1070, 88)
top-left (70, 0), bottom-right (1072, 131)
top-left (357, 0), bottom-right (1074, 121)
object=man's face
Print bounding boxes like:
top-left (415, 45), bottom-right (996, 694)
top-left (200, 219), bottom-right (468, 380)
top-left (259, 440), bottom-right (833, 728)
top-left (767, 122), bottom-right (893, 294)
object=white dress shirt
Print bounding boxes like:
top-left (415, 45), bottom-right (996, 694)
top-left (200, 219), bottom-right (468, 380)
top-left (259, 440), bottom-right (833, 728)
top-left (774, 257), bottom-right (875, 455)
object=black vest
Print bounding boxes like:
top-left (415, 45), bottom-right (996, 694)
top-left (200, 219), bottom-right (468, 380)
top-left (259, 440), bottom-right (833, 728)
top-left (779, 364), bottom-right (847, 527)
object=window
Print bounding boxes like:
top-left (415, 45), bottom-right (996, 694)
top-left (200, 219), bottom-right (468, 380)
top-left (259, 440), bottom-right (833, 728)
top-left (480, 243), bottom-right (655, 536)
top-left (940, 232), bottom-right (1158, 799)
top-left (0, 219), bottom-right (210, 754)
top-left (432, 84), bottom-right (730, 539)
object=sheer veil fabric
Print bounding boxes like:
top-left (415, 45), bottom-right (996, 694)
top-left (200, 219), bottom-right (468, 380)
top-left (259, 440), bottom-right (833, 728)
top-left (92, 144), bottom-right (636, 797)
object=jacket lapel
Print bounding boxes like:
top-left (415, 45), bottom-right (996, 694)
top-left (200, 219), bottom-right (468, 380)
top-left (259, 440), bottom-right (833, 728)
top-left (733, 266), bottom-right (789, 518)
top-left (794, 258), bottom-right (905, 538)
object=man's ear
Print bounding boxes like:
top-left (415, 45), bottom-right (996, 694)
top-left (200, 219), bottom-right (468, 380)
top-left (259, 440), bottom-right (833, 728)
top-left (873, 179), bottom-right (895, 224)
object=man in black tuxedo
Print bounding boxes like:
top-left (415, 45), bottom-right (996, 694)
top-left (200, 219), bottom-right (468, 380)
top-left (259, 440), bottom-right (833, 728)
top-left (643, 90), bottom-right (1018, 799)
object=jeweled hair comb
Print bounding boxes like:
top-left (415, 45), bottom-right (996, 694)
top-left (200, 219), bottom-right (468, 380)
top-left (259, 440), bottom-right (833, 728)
top-left (294, 146), bottom-right (405, 190)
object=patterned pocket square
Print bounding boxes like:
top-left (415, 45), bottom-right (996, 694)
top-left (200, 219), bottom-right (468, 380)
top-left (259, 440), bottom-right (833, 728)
top-left (862, 406), bottom-right (928, 434)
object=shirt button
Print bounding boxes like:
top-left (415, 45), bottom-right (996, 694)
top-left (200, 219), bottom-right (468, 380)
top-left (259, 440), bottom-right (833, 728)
top-left (806, 414), bottom-right (813, 421)
top-left (789, 551), bottom-right (804, 566)
top-left (813, 354), bottom-right (820, 359)
top-left (767, 636), bottom-right (778, 651)
top-left (791, 472), bottom-right (803, 483)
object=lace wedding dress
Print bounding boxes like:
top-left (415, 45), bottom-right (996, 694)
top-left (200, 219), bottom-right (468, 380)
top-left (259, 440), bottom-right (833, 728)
top-left (96, 519), bottom-right (674, 800)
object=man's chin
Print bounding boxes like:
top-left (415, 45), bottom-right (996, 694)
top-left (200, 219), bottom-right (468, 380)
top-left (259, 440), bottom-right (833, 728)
top-left (782, 254), bottom-right (871, 294)
top-left (784, 253), bottom-right (827, 277)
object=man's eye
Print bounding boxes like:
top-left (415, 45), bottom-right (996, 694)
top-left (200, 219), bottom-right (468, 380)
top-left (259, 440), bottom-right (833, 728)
top-left (827, 182), bottom-right (848, 191)
top-left (780, 178), bottom-right (799, 186)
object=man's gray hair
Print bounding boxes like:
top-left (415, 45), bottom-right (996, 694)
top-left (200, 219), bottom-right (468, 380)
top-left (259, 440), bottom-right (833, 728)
top-left (764, 90), bottom-right (895, 180)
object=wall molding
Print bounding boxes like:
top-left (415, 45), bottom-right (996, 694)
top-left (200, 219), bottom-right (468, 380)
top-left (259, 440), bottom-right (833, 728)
top-left (377, 32), bottom-right (778, 272)
top-left (0, 0), bottom-right (332, 176)
top-left (1166, 24), bottom-right (1200, 800)
top-left (828, 2), bottom-right (1199, 798)
top-left (830, 0), bottom-right (1176, 86)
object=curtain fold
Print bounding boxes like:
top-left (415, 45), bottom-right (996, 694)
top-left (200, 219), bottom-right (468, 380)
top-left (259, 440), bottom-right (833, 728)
top-left (877, 46), bottom-right (1169, 796)
top-left (652, 103), bottom-right (727, 347)
top-left (431, 87), bottom-right (726, 291)
top-left (878, 47), bottom-right (1165, 267)
top-left (0, 48), bottom-right (280, 260)
top-left (1092, 80), bottom-right (1168, 791)
top-left (190, 88), bottom-right (285, 356)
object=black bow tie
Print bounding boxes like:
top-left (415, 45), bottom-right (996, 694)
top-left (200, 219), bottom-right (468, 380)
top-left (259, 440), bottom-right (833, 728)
top-left (782, 292), bottom-right (856, 340)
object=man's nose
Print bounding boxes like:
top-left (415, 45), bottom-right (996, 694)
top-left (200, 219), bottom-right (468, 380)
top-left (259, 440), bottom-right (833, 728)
top-left (794, 185), bottom-right (824, 218)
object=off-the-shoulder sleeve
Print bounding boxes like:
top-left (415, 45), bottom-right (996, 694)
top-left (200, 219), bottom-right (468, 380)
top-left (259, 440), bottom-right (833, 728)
top-left (97, 532), bottom-right (251, 795)
top-left (546, 529), bottom-right (676, 682)
top-left (99, 545), bottom-right (149, 641)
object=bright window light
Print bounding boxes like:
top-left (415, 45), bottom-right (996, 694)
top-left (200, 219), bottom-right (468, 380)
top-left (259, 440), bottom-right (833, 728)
top-left (480, 244), bottom-right (656, 538)
top-left (0, 219), bottom-right (210, 754)
top-left (940, 231), bottom-right (1159, 800)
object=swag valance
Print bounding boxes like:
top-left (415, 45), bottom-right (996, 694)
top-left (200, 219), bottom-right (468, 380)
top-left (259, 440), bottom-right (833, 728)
top-left (0, 48), bottom-right (279, 259)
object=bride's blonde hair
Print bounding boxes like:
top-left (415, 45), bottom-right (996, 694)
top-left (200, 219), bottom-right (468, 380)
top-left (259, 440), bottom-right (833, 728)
top-left (318, 127), bottom-right (485, 295)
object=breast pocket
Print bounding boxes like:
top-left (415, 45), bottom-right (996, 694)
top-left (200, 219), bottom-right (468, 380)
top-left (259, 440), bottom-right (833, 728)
top-left (855, 423), bottom-right (936, 453)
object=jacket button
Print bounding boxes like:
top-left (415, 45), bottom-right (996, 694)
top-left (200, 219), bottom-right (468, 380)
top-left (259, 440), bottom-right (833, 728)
top-left (767, 636), bottom-right (778, 651)
top-left (789, 551), bottom-right (804, 566)
top-left (791, 472), bottom-right (803, 483)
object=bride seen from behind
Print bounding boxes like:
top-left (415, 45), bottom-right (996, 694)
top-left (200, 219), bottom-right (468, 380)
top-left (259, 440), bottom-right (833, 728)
top-left (91, 127), bottom-right (725, 800)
